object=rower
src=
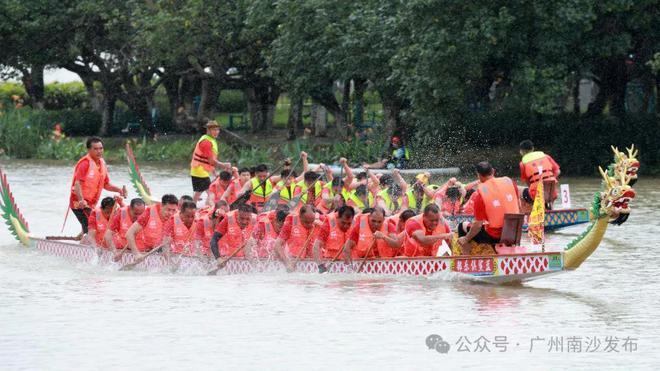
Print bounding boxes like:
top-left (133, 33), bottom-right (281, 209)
top-left (457, 162), bottom-right (520, 254)
top-left (274, 169), bottom-right (298, 205)
top-left (208, 171), bottom-right (232, 206)
top-left (379, 209), bottom-right (416, 256)
top-left (273, 205), bottom-right (318, 268)
top-left (190, 120), bottom-right (231, 203)
top-left (125, 194), bottom-right (179, 260)
top-left (251, 206), bottom-right (290, 258)
top-left (69, 137), bottom-right (127, 236)
top-left (519, 139), bottom-right (560, 209)
top-left (210, 203), bottom-right (257, 261)
top-left (194, 200), bottom-right (229, 256)
top-left (105, 198), bottom-right (146, 257)
top-left (237, 163), bottom-right (283, 211)
top-left (220, 167), bottom-right (252, 204)
top-left (343, 207), bottom-right (391, 261)
top-left (345, 184), bottom-right (374, 213)
top-left (313, 205), bottom-right (355, 266)
top-left (403, 204), bottom-right (452, 257)
top-left (163, 201), bottom-right (199, 256)
top-left (85, 196), bottom-right (116, 248)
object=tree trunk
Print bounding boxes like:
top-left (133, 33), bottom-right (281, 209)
top-left (81, 75), bottom-right (102, 112)
top-left (21, 64), bottom-right (45, 109)
top-left (311, 103), bottom-right (327, 137)
top-left (99, 93), bottom-right (116, 137)
top-left (572, 74), bottom-right (581, 114)
top-left (587, 58), bottom-right (628, 117)
top-left (246, 85), bottom-right (279, 133)
top-left (381, 100), bottom-right (400, 140)
top-left (287, 96), bottom-right (303, 140)
top-left (196, 78), bottom-right (221, 121)
top-left (342, 80), bottom-right (351, 131)
top-left (353, 78), bottom-right (366, 128)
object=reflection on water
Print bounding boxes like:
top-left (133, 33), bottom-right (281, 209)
top-left (1, 160), bottom-right (660, 369)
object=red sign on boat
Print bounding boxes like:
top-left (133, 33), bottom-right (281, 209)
top-left (453, 258), bottom-right (494, 274)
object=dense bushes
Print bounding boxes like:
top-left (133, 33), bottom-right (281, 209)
top-left (218, 90), bottom-right (247, 113)
top-left (44, 82), bottom-right (88, 110)
top-left (0, 109), bottom-right (44, 158)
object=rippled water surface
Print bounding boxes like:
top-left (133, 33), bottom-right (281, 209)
top-left (1, 160), bottom-right (659, 370)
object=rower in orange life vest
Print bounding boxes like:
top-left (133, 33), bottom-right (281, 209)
top-left (457, 162), bottom-right (520, 254)
top-left (69, 137), bottom-right (127, 236)
top-left (220, 167), bottom-right (252, 205)
top-left (313, 206), bottom-right (355, 270)
top-left (518, 140), bottom-right (560, 209)
top-left (194, 200), bottom-right (229, 257)
top-left (125, 194), bottom-right (179, 262)
top-left (84, 197), bottom-right (116, 248)
top-left (343, 207), bottom-right (396, 261)
top-left (249, 206), bottom-right (290, 258)
top-left (190, 120), bottom-right (232, 203)
top-left (104, 198), bottom-right (146, 260)
top-left (207, 170), bottom-right (233, 206)
top-left (379, 209), bottom-right (417, 255)
top-left (209, 203), bottom-right (257, 261)
top-left (403, 204), bottom-right (453, 257)
top-left (273, 205), bottom-right (319, 270)
top-left (162, 201), bottom-right (199, 257)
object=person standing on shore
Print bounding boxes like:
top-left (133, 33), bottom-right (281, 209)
top-left (69, 137), bottom-right (127, 236)
top-left (190, 120), bottom-right (231, 203)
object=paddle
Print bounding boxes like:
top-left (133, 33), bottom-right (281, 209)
top-left (317, 245), bottom-right (345, 274)
top-left (119, 244), bottom-right (164, 271)
top-left (356, 239), bottom-right (377, 273)
top-left (263, 155), bottom-right (303, 212)
top-left (207, 240), bottom-right (249, 276)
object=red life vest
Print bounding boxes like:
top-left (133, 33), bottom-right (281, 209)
top-left (285, 214), bottom-right (315, 259)
top-left (353, 214), bottom-right (385, 258)
top-left (403, 214), bottom-right (450, 257)
top-left (112, 206), bottom-right (134, 249)
top-left (92, 208), bottom-right (110, 248)
top-left (70, 154), bottom-right (107, 208)
top-left (196, 214), bottom-right (214, 256)
top-left (218, 210), bottom-right (255, 257)
top-left (477, 177), bottom-right (520, 229)
top-left (136, 204), bottom-right (165, 252)
top-left (256, 212), bottom-right (279, 258)
top-left (322, 213), bottom-right (350, 258)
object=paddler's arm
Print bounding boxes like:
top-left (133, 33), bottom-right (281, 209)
top-left (125, 222), bottom-right (143, 258)
top-left (374, 231), bottom-right (400, 248)
top-left (342, 239), bottom-right (355, 264)
top-left (392, 169), bottom-right (408, 192)
top-left (103, 229), bottom-right (115, 252)
top-left (457, 220), bottom-right (484, 249)
top-left (87, 228), bottom-right (97, 248)
top-left (210, 232), bottom-right (223, 260)
top-left (366, 170), bottom-right (380, 194)
top-left (300, 151), bottom-right (309, 174)
top-left (323, 164), bottom-right (333, 183)
top-left (272, 237), bottom-right (290, 265)
top-left (73, 180), bottom-right (88, 208)
top-left (104, 182), bottom-right (128, 198)
top-left (411, 230), bottom-right (452, 246)
top-left (312, 239), bottom-right (324, 264)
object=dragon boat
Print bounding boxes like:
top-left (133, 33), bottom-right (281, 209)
top-left (0, 146), bottom-right (638, 284)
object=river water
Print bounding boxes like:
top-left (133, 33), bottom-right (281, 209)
top-left (0, 160), bottom-right (658, 370)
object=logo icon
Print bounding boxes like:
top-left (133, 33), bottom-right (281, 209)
top-left (426, 334), bottom-right (451, 354)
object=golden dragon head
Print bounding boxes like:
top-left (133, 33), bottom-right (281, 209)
top-left (598, 166), bottom-right (635, 224)
top-left (611, 145), bottom-right (640, 182)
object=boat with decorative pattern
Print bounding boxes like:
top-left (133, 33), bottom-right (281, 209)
top-left (446, 208), bottom-right (592, 231)
top-left (0, 145), bottom-right (639, 284)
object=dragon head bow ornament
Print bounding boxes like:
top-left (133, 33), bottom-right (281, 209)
top-left (598, 166), bottom-right (635, 225)
top-left (610, 145), bottom-right (640, 186)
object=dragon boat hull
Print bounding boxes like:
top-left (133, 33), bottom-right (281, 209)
top-left (32, 238), bottom-right (564, 284)
top-left (446, 208), bottom-right (591, 231)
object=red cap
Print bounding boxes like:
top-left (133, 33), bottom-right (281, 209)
top-left (391, 136), bottom-right (401, 144)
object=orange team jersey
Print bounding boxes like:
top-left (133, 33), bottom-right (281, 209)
top-left (473, 177), bottom-right (520, 239)
top-left (316, 213), bottom-right (351, 258)
top-left (403, 214), bottom-right (451, 257)
top-left (136, 203), bottom-right (168, 252)
top-left (69, 155), bottom-right (108, 208)
top-left (88, 207), bottom-right (110, 248)
top-left (278, 214), bottom-right (317, 259)
top-left (109, 206), bottom-right (135, 249)
top-left (347, 214), bottom-right (391, 258)
top-left (164, 214), bottom-right (197, 256)
top-left (215, 210), bottom-right (256, 257)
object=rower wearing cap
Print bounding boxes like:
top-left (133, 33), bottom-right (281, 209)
top-left (190, 120), bottom-right (232, 203)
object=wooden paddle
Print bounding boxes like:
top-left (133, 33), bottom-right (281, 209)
top-left (119, 244), bottom-right (163, 271)
top-left (207, 241), bottom-right (249, 276)
top-left (317, 245), bottom-right (345, 274)
top-left (356, 239), bottom-right (377, 273)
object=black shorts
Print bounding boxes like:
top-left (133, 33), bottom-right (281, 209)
top-left (72, 207), bottom-right (92, 233)
top-left (191, 176), bottom-right (211, 192)
top-left (522, 188), bottom-right (533, 203)
top-left (457, 222), bottom-right (500, 244)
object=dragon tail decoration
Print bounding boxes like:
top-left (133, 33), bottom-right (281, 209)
top-left (563, 146), bottom-right (638, 269)
top-left (0, 168), bottom-right (31, 246)
top-left (125, 142), bottom-right (154, 205)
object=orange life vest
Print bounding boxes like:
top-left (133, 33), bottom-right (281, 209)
top-left (403, 214), bottom-right (450, 257)
top-left (169, 214), bottom-right (197, 255)
top-left (521, 152), bottom-right (557, 197)
top-left (112, 206), bottom-right (134, 249)
top-left (353, 214), bottom-right (385, 258)
top-left (285, 214), bottom-right (315, 259)
top-left (256, 212), bottom-right (279, 258)
top-left (322, 213), bottom-right (350, 258)
top-left (196, 214), bottom-right (214, 256)
top-left (190, 135), bottom-right (218, 175)
top-left (218, 210), bottom-right (255, 257)
top-left (70, 154), bottom-right (107, 208)
top-left (477, 177), bottom-right (520, 229)
top-left (92, 208), bottom-right (110, 248)
top-left (136, 204), bottom-right (165, 252)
